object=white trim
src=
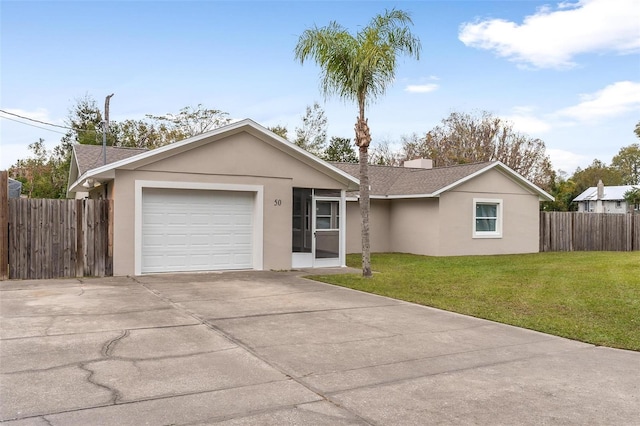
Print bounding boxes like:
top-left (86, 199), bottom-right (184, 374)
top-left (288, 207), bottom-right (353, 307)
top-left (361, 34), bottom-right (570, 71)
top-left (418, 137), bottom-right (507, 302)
top-left (340, 189), bottom-right (346, 267)
top-left (473, 198), bottom-right (503, 239)
top-left (134, 180), bottom-right (264, 275)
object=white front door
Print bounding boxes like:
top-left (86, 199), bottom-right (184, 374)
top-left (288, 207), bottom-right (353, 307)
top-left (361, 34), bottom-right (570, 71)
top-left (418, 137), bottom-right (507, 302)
top-left (291, 189), bottom-right (344, 268)
top-left (313, 198), bottom-right (341, 268)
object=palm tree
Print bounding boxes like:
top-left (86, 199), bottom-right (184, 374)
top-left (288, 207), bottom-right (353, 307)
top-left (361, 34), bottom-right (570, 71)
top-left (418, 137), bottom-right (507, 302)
top-left (295, 9), bottom-right (421, 277)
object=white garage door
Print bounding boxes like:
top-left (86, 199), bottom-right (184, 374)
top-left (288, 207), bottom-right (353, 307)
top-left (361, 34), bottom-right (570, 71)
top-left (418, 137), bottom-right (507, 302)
top-left (141, 188), bottom-right (254, 273)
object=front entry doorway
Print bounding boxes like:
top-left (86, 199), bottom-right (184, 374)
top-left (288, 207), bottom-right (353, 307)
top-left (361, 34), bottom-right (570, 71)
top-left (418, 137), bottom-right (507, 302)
top-left (292, 188), bottom-right (344, 268)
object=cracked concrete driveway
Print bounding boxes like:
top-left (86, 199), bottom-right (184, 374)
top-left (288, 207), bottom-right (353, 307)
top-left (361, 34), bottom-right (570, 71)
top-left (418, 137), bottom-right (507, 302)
top-left (1, 270), bottom-right (638, 425)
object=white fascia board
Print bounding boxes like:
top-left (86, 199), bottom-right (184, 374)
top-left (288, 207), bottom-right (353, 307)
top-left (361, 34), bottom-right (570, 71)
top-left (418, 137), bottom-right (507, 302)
top-left (346, 194), bottom-right (437, 201)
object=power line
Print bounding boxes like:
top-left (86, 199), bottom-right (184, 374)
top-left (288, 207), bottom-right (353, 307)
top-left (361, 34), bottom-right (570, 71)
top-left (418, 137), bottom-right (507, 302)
top-left (0, 115), bottom-right (67, 134)
top-left (0, 109), bottom-right (72, 129)
top-left (0, 109), bottom-right (97, 133)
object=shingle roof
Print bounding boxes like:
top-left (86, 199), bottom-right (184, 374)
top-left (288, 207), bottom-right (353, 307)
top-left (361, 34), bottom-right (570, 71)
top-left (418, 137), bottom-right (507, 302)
top-left (573, 185), bottom-right (638, 202)
top-left (331, 161), bottom-right (494, 197)
top-left (73, 145), bottom-right (148, 175)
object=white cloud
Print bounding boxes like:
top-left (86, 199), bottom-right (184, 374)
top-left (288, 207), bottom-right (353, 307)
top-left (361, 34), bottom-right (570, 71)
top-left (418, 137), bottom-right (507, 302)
top-left (556, 81), bottom-right (640, 122)
top-left (458, 0), bottom-right (640, 69)
top-left (404, 84), bottom-right (439, 93)
top-left (2, 107), bottom-right (54, 123)
top-left (547, 148), bottom-right (590, 172)
top-left (502, 107), bottom-right (552, 134)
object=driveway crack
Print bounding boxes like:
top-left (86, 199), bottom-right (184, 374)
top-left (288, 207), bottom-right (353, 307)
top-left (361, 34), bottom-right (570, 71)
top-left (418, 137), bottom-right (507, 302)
top-left (102, 329), bottom-right (129, 357)
top-left (78, 363), bottom-right (121, 404)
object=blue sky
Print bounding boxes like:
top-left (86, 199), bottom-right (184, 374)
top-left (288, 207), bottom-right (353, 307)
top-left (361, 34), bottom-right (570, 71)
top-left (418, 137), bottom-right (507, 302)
top-left (1, 0), bottom-right (639, 174)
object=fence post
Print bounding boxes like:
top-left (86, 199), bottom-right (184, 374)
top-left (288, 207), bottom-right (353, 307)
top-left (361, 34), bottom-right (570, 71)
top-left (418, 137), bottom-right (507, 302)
top-left (0, 171), bottom-right (8, 280)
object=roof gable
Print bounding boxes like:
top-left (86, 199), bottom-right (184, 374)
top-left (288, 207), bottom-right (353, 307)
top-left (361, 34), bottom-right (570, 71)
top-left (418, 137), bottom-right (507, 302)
top-left (68, 119), bottom-right (359, 193)
top-left (332, 161), bottom-right (553, 201)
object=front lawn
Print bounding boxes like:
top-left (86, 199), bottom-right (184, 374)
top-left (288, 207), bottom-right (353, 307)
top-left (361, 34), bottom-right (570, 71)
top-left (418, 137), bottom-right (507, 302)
top-left (310, 252), bottom-right (640, 351)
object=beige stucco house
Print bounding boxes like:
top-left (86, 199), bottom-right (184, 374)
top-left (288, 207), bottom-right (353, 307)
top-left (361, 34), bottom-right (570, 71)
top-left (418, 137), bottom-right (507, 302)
top-left (68, 119), bottom-right (553, 276)
top-left (334, 159), bottom-right (553, 256)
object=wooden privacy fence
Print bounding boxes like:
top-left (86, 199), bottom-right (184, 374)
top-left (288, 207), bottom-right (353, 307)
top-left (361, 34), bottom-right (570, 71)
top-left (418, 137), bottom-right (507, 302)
top-left (540, 211), bottom-right (640, 252)
top-left (3, 198), bottom-right (113, 280)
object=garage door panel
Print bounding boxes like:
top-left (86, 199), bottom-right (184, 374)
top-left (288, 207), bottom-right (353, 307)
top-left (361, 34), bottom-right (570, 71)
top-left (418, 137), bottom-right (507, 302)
top-left (141, 188), bottom-right (254, 273)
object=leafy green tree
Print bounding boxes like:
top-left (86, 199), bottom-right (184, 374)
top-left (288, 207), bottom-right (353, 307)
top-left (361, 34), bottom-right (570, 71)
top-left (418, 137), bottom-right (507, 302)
top-left (570, 159), bottom-right (623, 201)
top-left (8, 139), bottom-right (66, 198)
top-left (268, 125), bottom-right (289, 139)
top-left (623, 187), bottom-right (640, 211)
top-left (634, 121), bottom-right (640, 139)
top-left (402, 111), bottom-right (553, 190)
top-left (323, 137), bottom-right (357, 163)
top-left (611, 143), bottom-right (640, 185)
top-left (294, 102), bottom-right (328, 156)
top-left (295, 9), bottom-right (421, 277)
top-left (542, 170), bottom-right (577, 211)
top-left (8, 97), bottom-right (233, 198)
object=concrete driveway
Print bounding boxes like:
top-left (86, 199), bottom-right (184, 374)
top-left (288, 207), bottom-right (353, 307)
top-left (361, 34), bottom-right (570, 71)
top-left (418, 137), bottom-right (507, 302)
top-left (1, 270), bottom-right (638, 425)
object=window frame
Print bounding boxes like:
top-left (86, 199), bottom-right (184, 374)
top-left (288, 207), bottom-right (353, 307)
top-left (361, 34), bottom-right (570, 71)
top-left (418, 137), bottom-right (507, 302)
top-left (473, 198), bottom-right (503, 239)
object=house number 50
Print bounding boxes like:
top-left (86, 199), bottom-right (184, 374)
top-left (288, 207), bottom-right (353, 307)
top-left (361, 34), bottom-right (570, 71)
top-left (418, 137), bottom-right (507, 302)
top-left (274, 199), bottom-right (282, 206)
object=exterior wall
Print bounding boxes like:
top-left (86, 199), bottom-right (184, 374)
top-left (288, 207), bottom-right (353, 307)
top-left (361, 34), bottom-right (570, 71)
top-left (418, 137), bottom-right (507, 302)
top-left (389, 198), bottom-right (440, 255)
top-left (438, 168), bottom-right (540, 256)
top-left (345, 199), bottom-right (391, 253)
top-left (577, 200), bottom-right (628, 213)
top-left (112, 132), bottom-right (348, 275)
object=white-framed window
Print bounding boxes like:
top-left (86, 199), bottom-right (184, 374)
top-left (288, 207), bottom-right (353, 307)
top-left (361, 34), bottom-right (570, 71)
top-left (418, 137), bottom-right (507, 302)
top-left (473, 198), bottom-right (503, 238)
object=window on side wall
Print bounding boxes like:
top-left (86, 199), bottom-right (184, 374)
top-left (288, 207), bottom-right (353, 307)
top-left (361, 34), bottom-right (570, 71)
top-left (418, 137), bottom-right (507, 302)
top-left (473, 198), bottom-right (502, 238)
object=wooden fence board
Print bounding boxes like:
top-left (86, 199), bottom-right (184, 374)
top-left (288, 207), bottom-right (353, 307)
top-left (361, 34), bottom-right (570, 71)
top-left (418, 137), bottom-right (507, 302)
top-left (4, 199), bottom-right (113, 280)
top-left (540, 211), bottom-right (639, 252)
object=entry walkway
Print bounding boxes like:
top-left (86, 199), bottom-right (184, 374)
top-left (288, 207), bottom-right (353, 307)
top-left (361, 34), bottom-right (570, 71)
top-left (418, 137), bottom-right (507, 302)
top-left (1, 271), bottom-right (638, 424)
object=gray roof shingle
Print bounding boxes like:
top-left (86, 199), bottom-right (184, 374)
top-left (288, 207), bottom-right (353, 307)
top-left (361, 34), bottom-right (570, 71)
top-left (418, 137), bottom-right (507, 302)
top-left (331, 161), bottom-right (494, 197)
top-left (73, 145), bottom-right (148, 175)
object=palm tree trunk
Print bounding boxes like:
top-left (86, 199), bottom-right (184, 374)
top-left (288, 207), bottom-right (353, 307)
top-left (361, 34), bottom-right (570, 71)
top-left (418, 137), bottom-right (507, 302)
top-left (359, 145), bottom-right (372, 277)
top-left (355, 102), bottom-right (372, 278)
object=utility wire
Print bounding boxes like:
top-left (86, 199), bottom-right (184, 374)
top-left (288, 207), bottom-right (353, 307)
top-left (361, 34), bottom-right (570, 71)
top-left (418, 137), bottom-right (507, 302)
top-left (0, 109), bottom-right (97, 133)
top-left (0, 115), bottom-right (67, 134)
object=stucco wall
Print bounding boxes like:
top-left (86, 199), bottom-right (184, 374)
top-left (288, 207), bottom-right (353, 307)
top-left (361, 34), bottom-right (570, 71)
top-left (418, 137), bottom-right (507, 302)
top-left (437, 168), bottom-right (541, 256)
top-left (345, 199), bottom-right (391, 253)
top-left (389, 198), bottom-right (440, 256)
top-left (112, 132), bottom-right (349, 275)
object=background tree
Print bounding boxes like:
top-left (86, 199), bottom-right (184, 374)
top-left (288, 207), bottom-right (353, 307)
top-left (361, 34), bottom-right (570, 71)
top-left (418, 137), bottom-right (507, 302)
top-left (623, 187), bottom-right (640, 211)
top-left (610, 143), bottom-right (640, 185)
top-left (323, 137), bottom-right (357, 163)
top-left (294, 102), bottom-right (328, 156)
top-left (634, 121), bottom-right (640, 139)
top-left (570, 159), bottom-right (623, 200)
top-left (267, 125), bottom-right (289, 139)
top-left (542, 170), bottom-right (577, 211)
top-left (8, 96), bottom-right (233, 198)
top-left (8, 139), bottom-right (68, 198)
top-left (295, 9), bottom-right (421, 277)
top-left (402, 111), bottom-right (553, 189)
top-left (146, 104), bottom-right (231, 140)
top-left (369, 140), bottom-right (402, 166)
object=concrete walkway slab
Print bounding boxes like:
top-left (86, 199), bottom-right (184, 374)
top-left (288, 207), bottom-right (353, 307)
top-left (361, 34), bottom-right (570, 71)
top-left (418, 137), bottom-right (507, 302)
top-left (1, 270), bottom-right (638, 425)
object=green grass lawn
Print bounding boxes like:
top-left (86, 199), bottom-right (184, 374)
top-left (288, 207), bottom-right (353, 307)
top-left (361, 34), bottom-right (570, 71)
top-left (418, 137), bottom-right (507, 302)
top-left (309, 252), bottom-right (640, 351)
